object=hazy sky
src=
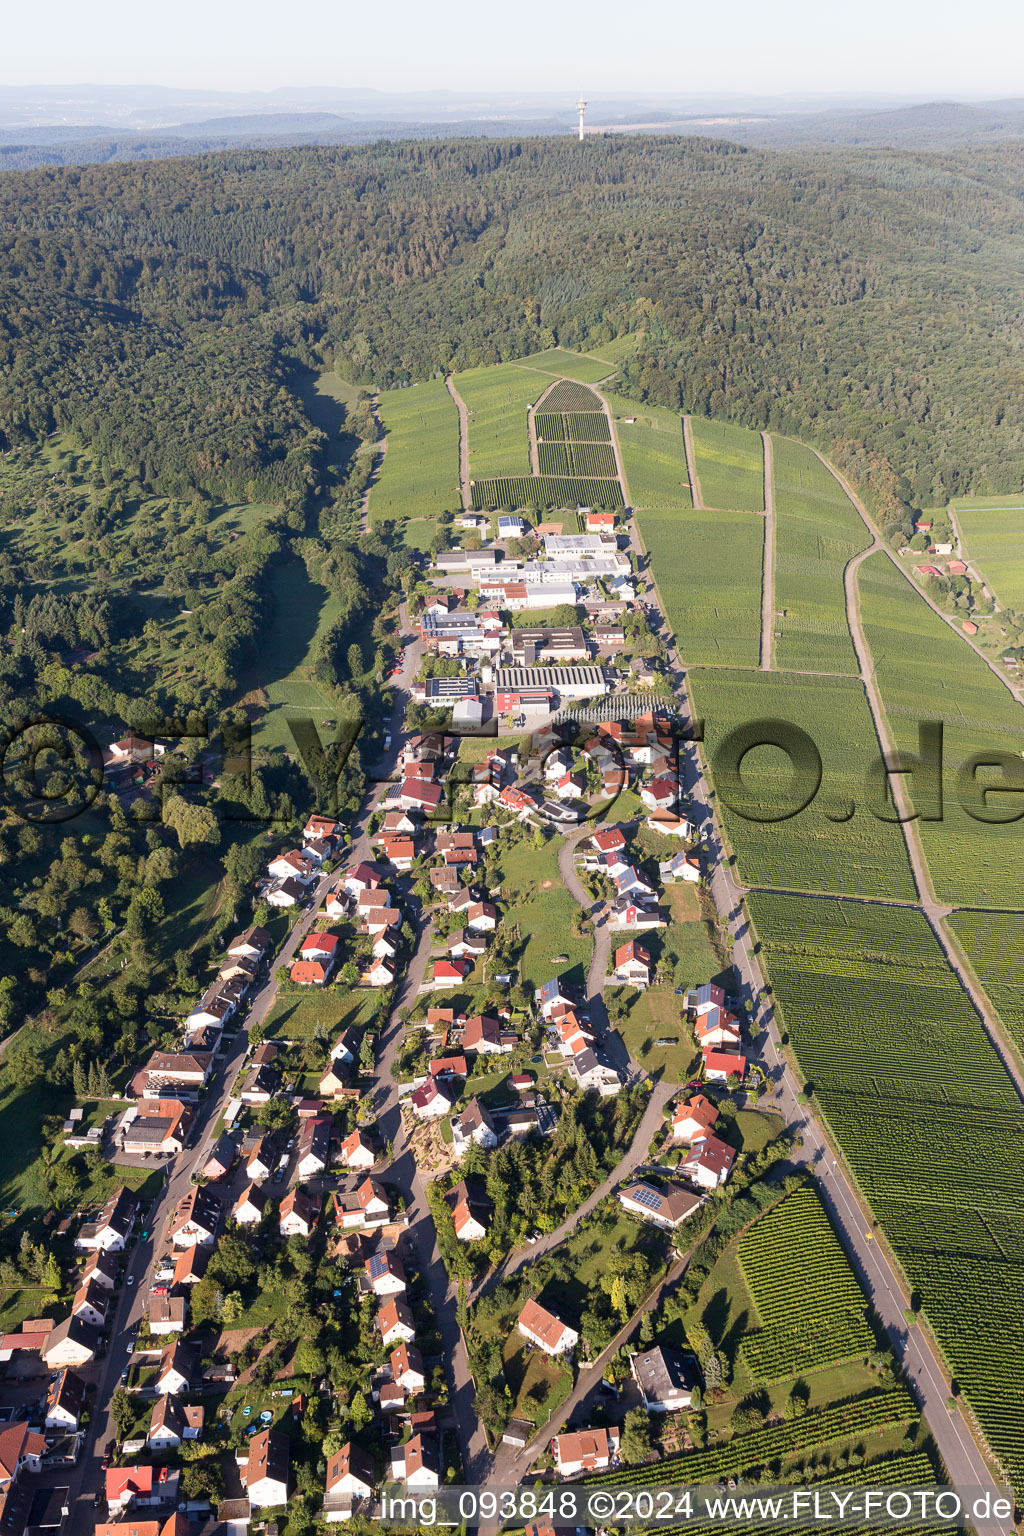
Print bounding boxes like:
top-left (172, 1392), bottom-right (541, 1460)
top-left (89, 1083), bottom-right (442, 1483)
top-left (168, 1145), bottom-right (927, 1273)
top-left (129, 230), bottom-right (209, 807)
top-left (5, 0), bottom-right (1024, 99)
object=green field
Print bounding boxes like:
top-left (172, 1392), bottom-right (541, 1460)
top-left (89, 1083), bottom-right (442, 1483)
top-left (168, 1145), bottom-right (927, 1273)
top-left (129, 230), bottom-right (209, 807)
top-left (638, 510), bottom-right (763, 669)
top-left (954, 504), bottom-right (1024, 609)
top-left (536, 441), bottom-right (617, 477)
top-left (493, 839), bottom-right (591, 989)
top-left (688, 669), bottom-right (917, 900)
top-left (689, 418), bottom-right (765, 513)
top-left (738, 1187), bottom-right (875, 1379)
top-left (748, 891), bottom-right (1024, 1493)
top-left (454, 363), bottom-right (544, 479)
top-left (534, 411), bottom-right (611, 443)
top-left (513, 347), bottom-right (615, 383)
top-left (471, 474), bottom-right (622, 510)
top-left (603, 394), bottom-right (693, 509)
top-left (771, 437), bottom-right (868, 675)
top-left (240, 558), bottom-right (347, 751)
top-left (857, 552), bottom-right (1024, 907)
top-left (263, 989), bottom-right (380, 1041)
top-left (947, 910), bottom-right (1024, 1057)
top-left (371, 380), bottom-right (460, 521)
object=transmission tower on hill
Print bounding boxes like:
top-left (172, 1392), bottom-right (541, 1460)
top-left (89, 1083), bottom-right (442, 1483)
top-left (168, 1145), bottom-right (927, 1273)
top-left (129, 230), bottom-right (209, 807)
top-left (576, 97), bottom-right (587, 142)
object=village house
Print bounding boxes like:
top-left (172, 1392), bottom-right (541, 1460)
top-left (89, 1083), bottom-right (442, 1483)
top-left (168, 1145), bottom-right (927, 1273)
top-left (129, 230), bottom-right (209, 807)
top-left (630, 1345), bottom-right (698, 1412)
top-left (552, 1426), bottom-right (619, 1478)
top-left (518, 1299), bottom-right (578, 1357)
top-left (450, 1178), bottom-right (491, 1242)
top-left (245, 1136), bottom-right (274, 1183)
top-left (614, 939), bottom-right (652, 988)
top-left (365, 1250), bottom-right (406, 1296)
top-left (569, 1048), bottom-right (622, 1095)
top-left (619, 1179), bottom-right (702, 1230)
top-left (660, 849), bottom-right (701, 883)
top-left (296, 1116), bottom-right (332, 1179)
top-left (75, 1188), bottom-right (138, 1254)
top-left (244, 1427), bottom-right (289, 1509)
top-left (428, 1054), bottom-right (468, 1080)
top-left (155, 1340), bottom-right (195, 1397)
top-left (410, 1076), bottom-right (455, 1118)
top-left (694, 1006), bottom-right (742, 1052)
top-left (377, 1297), bottom-right (416, 1347)
top-left (279, 1188), bottom-right (316, 1239)
top-left (147, 1397), bottom-right (204, 1451)
top-left (671, 1094), bottom-right (719, 1144)
top-left (391, 1433), bottom-right (440, 1490)
top-left (323, 1441), bottom-right (375, 1521)
top-left (170, 1187), bottom-right (219, 1248)
top-left (390, 1341), bottom-right (426, 1391)
top-left (232, 1184), bottom-right (267, 1227)
top-left (202, 1133), bottom-right (237, 1182)
top-left (683, 1134), bottom-right (737, 1190)
top-left (147, 1295), bottom-right (187, 1336)
top-left (451, 1098), bottom-right (498, 1156)
top-left (462, 1014), bottom-right (515, 1054)
top-left (702, 1048), bottom-right (747, 1084)
top-left (338, 1128), bottom-right (376, 1170)
top-left (44, 1368), bottom-right (86, 1432)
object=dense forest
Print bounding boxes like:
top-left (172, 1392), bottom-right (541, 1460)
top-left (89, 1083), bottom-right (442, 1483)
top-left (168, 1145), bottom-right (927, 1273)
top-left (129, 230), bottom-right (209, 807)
top-left (1, 134), bottom-right (1023, 514)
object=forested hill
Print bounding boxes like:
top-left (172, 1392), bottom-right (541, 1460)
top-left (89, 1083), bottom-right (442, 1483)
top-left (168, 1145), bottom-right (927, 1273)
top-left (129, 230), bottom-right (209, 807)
top-left (2, 134), bottom-right (1024, 510)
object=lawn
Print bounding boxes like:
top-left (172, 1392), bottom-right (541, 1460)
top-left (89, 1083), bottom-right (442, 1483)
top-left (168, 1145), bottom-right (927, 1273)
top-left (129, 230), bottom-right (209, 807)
top-left (689, 418), bottom-right (765, 513)
top-left (771, 436), bottom-right (868, 675)
top-left (493, 838), bottom-right (592, 989)
top-left (512, 347), bottom-right (617, 383)
top-left (604, 392), bottom-right (693, 510)
top-left (399, 518), bottom-right (440, 551)
top-left (688, 667), bottom-right (917, 900)
top-left (262, 990), bottom-right (380, 1042)
top-left (638, 509), bottom-right (764, 669)
top-left (501, 1335), bottom-right (573, 1427)
top-left (858, 551), bottom-right (1024, 907)
top-left (608, 986), bottom-right (700, 1082)
top-left (749, 889), bottom-right (1024, 1491)
top-left (953, 503), bottom-right (1024, 610)
top-left (293, 370), bottom-right (364, 473)
top-left (370, 379), bottom-right (461, 521)
top-left (454, 363), bottom-right (546, 478)
top-left (239, 556), bottom-right (347, 752)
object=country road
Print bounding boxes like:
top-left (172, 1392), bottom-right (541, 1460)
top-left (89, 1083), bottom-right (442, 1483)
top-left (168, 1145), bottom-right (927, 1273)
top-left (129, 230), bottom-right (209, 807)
top-left (446, 375), bottom-right (472, 511)
top-left (760, 430), bottom-right (775, 670)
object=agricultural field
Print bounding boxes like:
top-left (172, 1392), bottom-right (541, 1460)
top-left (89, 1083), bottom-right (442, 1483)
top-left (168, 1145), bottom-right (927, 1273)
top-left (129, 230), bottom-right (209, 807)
top-left (536, 441), bottom-right (617, 478)
top-left (535, 379), bottom-right (605, 412)
top-left (952, 502), bottom-right (1024, 609)
top-left (689, 418), bottom-right (765, 513)
top-left (534, 411), bottom-right (611, 443)
top-left (688, 669), bottom-right (917, 900)
top-left (370, 379), bottom-right (460, 522)
top-left (638, 510), bottom-right (763, 669)
top-left (454, 363), bottom-right (544, 479)
top-left (604, 392), bottom-right (693, 510)
top-left (470, 474), bottom-right (622, 510)
top-left (513, 347), bottom-right (615, 383)
top-left (946, 910), bottom-right (1024, 1057)
top-left (771, 437), bottom-right (868, 675)
top-left (857, 552), bottom-right (1024, 907)
top-left (738, 1187), bottom-right (875, 1379)
top-left (748, 891), bottom-right (1024, 1492)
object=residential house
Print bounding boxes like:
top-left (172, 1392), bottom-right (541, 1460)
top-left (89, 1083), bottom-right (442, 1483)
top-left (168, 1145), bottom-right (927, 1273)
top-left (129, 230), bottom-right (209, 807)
top-left (670, 1095), bottom-right (719, 1144)
top-left (202, 1133), bottom-right (237, 1182)
top-left (377, 1297), bottom-right (416, 1347)
top-left (81, 1251), bottom-right (119, 1291)
top-left (304, 814), bottom-right (342, 844)
top-left (392, 1433), bottom-right (440, 1490)
top-left (70, 1281), bottom-right (107, 1330)
top-left (40, 1317), bottom-right (97, 1369)
top-left (155, 1340), bottom-right (195, 1397)
top-left (147, 1296), bottom-right (187, 1336)
top-left (430, 958), bottom-right (471, 989)
top-left (245, 1427), bottom-right (289, 1510)
top-left (552, 1426), bottom-right (619, 1477)
top-left (517, 1299), bottom-right (578, 1357)
top-left (365, 1251), bottom-right (406, 1296)
top-left (428, 1055), bottom-right (468, 1080)
top-left (105, 1466), bottom-right (156, 1513)
top-left (399, 780), bottom-right (443, 814)
top-left (345, 862), bottom-right (385, 895)
top-left (267, 849), bottom-right (316, 885)
top-left (450, 1178), bottom-right (491, 1242)
top-left (240, 1063), bottom-right (280, 1104)
top-left (536, 978), bottom-right (578, 1020)
top-left (410, 1077), bottom-right (454, 1119)
top-left (170, 1187), bottom-right (219, 1248)
top-left (337, 1129), bottom-right (376, 1170)
top-left (660, 850), bottom-right (700, 883)
top-left (619, 1180), bottom-right (702, 1230)
top-left (227, 927), bottom-right (273, 962)
top-left (630, 1346), bottom-right (697, 1412)
top-left (266, 876), bottom-right (305, 908)
top-left (647, 809), bottom-right (692, 839)
top-left (569, 1049), bottom-right (621, 1095)
top-left (448, 930), bottom-right (486, 962)
top-left (639, 776), bottom-right (677, 812)
top-left (365, 956), bottom-right (397, 988)
top-left (702, 1049), bottom-right (747, 1084)
top-left (290, 957), bottom-right (332, 986)
top-left (323, 1441), bottom-right (374, 1521)
top-left (465, 901), bottom-right (498, 933)
top-left (245, 1136), bottom-right (274, 1183)
top-left (689, 983), bottom-right (726, 1016)
top-left (44, 1368), bottom-right (86, 1432)
top-left (232, 1185), bottom-right (267, 1227)
top-left (462, 1014), bottom-right (514, 1055)
top-left (682, 1135), bottom-right (737, 1191)
top-left (147, 1397), bottom-right (204, 1451)
top-left (614, 940), bottom-right (652, 988)
top-left (451, 1098), bottom-right (498, 1156)
top-left (171, 1246), bottom-right (210, 1289)
top-left (390, 1342), bottom-right (426, 1391)
top-left (296, 1116), bottom-right (332, 1180)
top-left (694, 1007), bottom-right (742, 1052)
top-left (279, 1188), bottom-right (316, 1239)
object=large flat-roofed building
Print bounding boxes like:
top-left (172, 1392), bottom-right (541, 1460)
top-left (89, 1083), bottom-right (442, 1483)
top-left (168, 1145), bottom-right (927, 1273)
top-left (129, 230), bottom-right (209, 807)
top-left (543, 534), bottom-right (616, 558)
top-left (493, 666), bottom-right (608, 703)
top-left (510, 627), bottom-right (589, 664)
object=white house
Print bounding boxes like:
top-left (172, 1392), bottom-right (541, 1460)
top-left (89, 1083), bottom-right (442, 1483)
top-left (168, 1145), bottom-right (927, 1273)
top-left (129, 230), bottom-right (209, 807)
top-left (517, 1299), bottom-right (578, 1357)
top-left (552, 1426), bottom-right (619, 1477)
top-left (246, 1427), bottom-right (289, 1509)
